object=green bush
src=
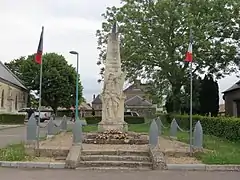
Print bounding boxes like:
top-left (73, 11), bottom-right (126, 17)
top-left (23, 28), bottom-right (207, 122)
top-left (124, 116), bottom-right (145, 124)
top-left (169, 114), bottom-right (240, 141)
top-left (84, 116), bottom-right (145, 125)
top-left (156, 113), bottom-right (172, 124)
top-left (56, 110), bottom-right (71, 117)
top-left (85, 116), bottom-right (101, 124)
top-left (0, 114), bottom-right (25, 124)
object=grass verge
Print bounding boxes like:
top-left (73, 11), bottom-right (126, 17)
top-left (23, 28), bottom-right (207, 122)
top-left (0, 143), bottom-right (32, 161)
top-left (171, 130), bottom-right (240, 164)
top-left (82, 122), bottom-right (240, 164)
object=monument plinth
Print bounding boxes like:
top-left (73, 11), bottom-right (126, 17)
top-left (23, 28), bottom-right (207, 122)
top-left (98, 23), bottom-right (128, 132)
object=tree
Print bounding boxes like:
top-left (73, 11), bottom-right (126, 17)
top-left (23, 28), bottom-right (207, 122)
top-left (166, 76), bottom-right (201, 114)
top-left (180, 76), bottom-right (201, 114)
top-left (96, 0), bottom-right (240, 112)
top-left (5, 53), bottom-right (83, 113)
top-left (199, 75), bottom-right (219, 116)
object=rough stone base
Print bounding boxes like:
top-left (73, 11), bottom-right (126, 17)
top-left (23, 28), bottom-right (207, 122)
top-left (65, 145), bottom-right (82, 169)
top-left (25, 140), bottom-right (37, 156)
top-left (98, 121), bottom-right (128, 132)
top-left (149, 146), bottom-right (167, 170)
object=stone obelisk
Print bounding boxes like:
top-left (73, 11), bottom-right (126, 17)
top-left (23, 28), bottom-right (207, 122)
top-left (98, 22), bottom-right (128, 132)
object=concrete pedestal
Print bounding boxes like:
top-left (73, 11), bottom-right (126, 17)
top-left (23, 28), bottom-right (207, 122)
top-left (98, 121), bottom-right (128, 132)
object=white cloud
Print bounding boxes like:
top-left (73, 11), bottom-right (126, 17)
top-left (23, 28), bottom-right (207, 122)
top-left (0, 0), bottom-right (238, 104)
top-left (0, 0), bottom-right (121, 102)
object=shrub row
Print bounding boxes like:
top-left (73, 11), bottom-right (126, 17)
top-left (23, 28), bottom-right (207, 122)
top-left (84, 116), bottom-right (145, 124)
top-left (0, 114), bottom-right (26, 124)
top-left (160, 114), bottom-right (240, 141)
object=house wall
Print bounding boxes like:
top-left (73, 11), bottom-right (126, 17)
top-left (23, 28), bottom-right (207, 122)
top-left (92, 104), bottom-right (102, 110)
top-left (0, 81), bottom-right (28, 113)
top-left (124, 83), bottom-right (152, 102)
top-left (224, 90), bottom-right (240, 117)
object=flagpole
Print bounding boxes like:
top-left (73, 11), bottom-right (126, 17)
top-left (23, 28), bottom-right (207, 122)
top-left (189, 61), bottom-right (193, 155)
top-left (36, 61), bottom-right (43, 149)
top-left (36, 26), bottom-right (44, 149)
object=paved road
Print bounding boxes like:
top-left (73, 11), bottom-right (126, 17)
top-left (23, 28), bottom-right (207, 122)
top-left (0, 168), bottom-right (239, 180)
top-left (0, 118), bottom-right (70, 148)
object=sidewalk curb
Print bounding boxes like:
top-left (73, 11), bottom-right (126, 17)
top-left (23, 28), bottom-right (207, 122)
top-left (167, 164), bottom-right (240, 171)
top-left (0, 161), bottom-right (239, 171)
top-left (0, 161), bottom-right (65, 169)
top-left (0, 125), bottom-right (25, 131)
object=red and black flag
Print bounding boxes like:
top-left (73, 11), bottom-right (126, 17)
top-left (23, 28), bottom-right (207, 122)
top-left (185, 29), bottom-right (193, 62)
top-left (35, 26), bottom-right (44, 64)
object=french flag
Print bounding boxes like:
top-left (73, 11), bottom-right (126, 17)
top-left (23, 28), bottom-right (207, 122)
top-left (35, 26), bottom-right (44, 64)
top-left (185, 30), bottom-right (193, 62)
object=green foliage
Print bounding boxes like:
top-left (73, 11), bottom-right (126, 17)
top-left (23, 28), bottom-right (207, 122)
top-left (97, 0), bottom-right (240, 110)
top-left (169, 128), bottom-right (240, 164)
top-left (85, 116), bottom-right (102, 124)
top-left (5, 53), bottom-right (83, 112)
top-left (165, 75), bottom-right (219, 115)
top-left (0, 143), bottom-right (29, 161)
top-left (84, 116), bottom-right (145, 124)
top-left (180, 76), bottom-right (202, 114)
top-left (0, 114), bottom-right (25, 124)
top-left (56, 110), bottom-right (72, 117)
top-left (166, 114), bottom-right (240, 141)
top-left (199, 75), bottom-right (219, 116)
top-left (124, 116), bottom-right (145, 124)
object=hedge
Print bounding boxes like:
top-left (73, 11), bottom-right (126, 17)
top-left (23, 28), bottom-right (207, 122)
top-left (0, 114), bottom-right (26, 124)
top-left (84, 116), bottom-right (145, 125)
top-left (160, 114), bottom-right (240, 141)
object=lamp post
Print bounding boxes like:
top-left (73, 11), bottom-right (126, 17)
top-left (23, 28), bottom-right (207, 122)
top-left (69, 51), bottom-right (79, 121)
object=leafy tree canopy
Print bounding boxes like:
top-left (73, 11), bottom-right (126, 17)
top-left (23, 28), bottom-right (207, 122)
top-left (5, 53), bottom-right (83, 112)
top-left (96, 0), bottom-right (240, 111)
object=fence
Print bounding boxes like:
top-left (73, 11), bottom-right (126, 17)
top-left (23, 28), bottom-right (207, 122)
top-left (149, 117), bottom-right (203, 149)
top-left (26, 113), bottom-right (203, 150)
top-left (26, 114), bottom-right (68, 143)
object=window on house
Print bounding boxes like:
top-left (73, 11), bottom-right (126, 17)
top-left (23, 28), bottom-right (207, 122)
top-left (15, 95), bottom-right (18, 110)
top-left (1, 90), bottom-right (4, 107)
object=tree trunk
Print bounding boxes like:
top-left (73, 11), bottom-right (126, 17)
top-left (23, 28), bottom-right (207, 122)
top-left (52, 106), bottom-right (58, 118)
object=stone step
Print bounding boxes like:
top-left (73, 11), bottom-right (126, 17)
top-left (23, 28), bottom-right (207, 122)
top-left (55, 156), bottom-right (67, 160)
top-left (82, 150), bottom-right (149, 156)
top-left (78, 160), bottom-right (152, 168)
top-left (76, 167), bottom-right (151, 171)
top-left (81, 155), bottom-right (150, 162)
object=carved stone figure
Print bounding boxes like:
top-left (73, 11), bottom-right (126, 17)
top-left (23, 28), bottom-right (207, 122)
top-left (98, 22), bottom-right (128, 132)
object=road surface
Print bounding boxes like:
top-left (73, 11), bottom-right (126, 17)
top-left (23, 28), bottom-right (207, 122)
top-left (0, 168), bottom-right (239, 180)
top-left (0, 118), bottom-right (70, 148)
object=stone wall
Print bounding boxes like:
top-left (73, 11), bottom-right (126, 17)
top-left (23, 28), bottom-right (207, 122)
top-left (0, 81), bottom-right (28, 113)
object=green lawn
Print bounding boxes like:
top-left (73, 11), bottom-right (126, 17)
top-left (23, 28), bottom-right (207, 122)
top-left (82, 123), bottom-right (240, 164)
top-left (0, 143), bottom-right (31, 161)
top-left (172, 130), bottom-right (240, 164)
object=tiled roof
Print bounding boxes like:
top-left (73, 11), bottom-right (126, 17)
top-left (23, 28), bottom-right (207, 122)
top-left (79, 102), bottom-right (92, 110)
top-left (0, 61), bottom-right (27, 90)
top-left (222, 80), bottom-right (240, 93)
top-left (92, 94), bottom-right (102, 104)
top-left (123, 83), bottom-right (146, 92)
top-left (125, 95), bottom-right (152, 106)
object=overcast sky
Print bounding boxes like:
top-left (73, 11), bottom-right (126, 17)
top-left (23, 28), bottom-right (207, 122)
top-left (0, 0), bottom-right (238, 104)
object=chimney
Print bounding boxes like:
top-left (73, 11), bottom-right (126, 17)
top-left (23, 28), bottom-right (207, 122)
top-left (93, 94), bottom-right (96, 100)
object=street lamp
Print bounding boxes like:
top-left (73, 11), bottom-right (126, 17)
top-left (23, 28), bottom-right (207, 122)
top-left (69, 51), bottom-right (79, 121)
